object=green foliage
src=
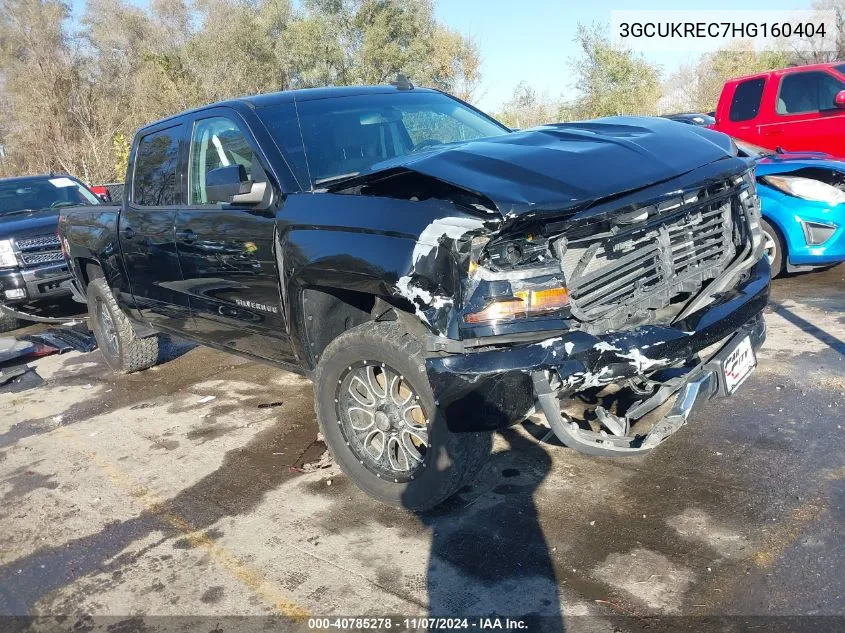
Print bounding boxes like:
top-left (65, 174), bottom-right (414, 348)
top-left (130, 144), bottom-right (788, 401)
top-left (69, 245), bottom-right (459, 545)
top-left (112, 132), bottom-right (131, 181)
top-left (495, 82), bottom-right (556, 129)
top-left (569, 23), bottom-right (662, 118)
top-left (0, 0), bottom-right (481, 183)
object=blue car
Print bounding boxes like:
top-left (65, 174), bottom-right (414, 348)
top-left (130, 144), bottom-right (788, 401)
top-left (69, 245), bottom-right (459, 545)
top-left (735, 139), bottom-right (845, 277)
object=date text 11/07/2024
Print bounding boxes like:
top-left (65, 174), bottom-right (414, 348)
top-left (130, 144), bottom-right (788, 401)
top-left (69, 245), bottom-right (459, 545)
top-left (307, 617), bottom-right (528, 630)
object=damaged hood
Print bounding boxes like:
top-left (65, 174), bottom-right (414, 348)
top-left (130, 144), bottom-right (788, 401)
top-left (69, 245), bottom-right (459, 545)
top-left (369, 116), bottom-right (737, 217)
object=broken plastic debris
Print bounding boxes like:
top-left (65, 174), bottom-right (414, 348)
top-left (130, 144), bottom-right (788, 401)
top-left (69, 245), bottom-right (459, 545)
top-left (197, 395), bottom-right (215, 404)
top-left (301, 450), bottom-right (333, 472)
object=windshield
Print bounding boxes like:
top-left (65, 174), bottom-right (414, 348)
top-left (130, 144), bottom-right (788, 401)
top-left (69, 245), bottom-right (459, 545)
top-left (260, 91), bottom-right (510, 188)
top-left (734, 139), bottom-right (773, 159)
top-left (0, 177), bottom-right (100, 215)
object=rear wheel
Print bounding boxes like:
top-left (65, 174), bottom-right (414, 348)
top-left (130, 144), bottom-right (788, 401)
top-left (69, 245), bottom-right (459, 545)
top-left (761, 218), bottom-right (785, 278)
top-left (314, 320), bottom-right (490, 511)
top-left (86, 278), bottom-right (158, 373)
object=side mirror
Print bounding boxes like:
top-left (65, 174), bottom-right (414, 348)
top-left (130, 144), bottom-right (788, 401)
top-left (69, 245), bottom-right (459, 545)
top-left (206, 164), bottom-right (251, 203)
top-left (835, 90), bottom-right (845, 108)
top-left (206, 164), bottom-right (268, 205)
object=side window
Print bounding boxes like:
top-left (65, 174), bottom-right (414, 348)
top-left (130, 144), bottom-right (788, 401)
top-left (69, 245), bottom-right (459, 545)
top-left (777, 71), bottom-right (845, 115)
top-left (729, 78), bottom-right (766, 122)
top-left (133, 127), bottom-right (180, 206)
top-left (188, 117), bottom-right (256, 204)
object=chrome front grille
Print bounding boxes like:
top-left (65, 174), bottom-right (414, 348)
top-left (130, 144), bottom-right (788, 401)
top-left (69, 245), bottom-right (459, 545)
top-left (20, 250), bottom-right (64, 266)
top-left (15, 234), bottom-right (64, 267)
top-left (16, 235), bottom-right (60, 250)
top-left (561, 178), bottom-right (744, 327)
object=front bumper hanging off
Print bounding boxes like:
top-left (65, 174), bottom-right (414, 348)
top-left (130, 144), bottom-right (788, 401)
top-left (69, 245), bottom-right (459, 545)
top-left (532, 317), bottom-right (765, 455)
top-left (426, 257), bottom-right (770, 456)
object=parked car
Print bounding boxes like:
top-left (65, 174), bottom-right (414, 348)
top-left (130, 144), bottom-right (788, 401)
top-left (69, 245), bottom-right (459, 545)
top-left (713, 62), bottom-right (845, 157)
top-left (59, 84), bottom-right (769, 510)
top-left (0, 174), bottom-right (101, 332)
top-left (661, 112), bottom-right (715, 126)
top-left (735, 139), bottom-right (845, 276)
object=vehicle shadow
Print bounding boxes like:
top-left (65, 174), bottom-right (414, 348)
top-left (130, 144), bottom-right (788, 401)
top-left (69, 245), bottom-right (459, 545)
top-left (404, 422), bottom-right (564, 632)
top-left (768, 300), bottom-right (845, 356)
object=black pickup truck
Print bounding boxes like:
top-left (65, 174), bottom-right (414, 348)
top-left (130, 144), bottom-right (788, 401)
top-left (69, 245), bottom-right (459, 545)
top-left (59, 84), bottom-right (769, 509)
top-left (0, 174), bottom-right (101, 332)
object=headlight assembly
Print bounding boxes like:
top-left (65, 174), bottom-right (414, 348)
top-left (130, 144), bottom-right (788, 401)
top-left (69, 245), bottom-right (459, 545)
top-left (465, 286), bottom-right (570, 324)
top-left (763, 175), bottom-right (845, 206)
top-left (0, 240), bottom-right (17, 268)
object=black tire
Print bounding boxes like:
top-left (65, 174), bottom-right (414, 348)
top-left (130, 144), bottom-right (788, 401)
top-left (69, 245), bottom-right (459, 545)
top-left (86, 278), bottom-right (159, 373)
top-left (314, 320), bottom-right (490, 511)
top-left (0, 309), bottom-right (20, 333)
top-left (761, 218), bottom-right (785, 278)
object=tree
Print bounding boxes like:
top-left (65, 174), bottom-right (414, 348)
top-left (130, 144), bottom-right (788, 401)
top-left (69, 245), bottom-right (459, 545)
top-left (786, 0), bottom-right (845, 63)
top-left (0, 0), bottom-right (481, 181)
top-left (569, 22), bottom-right (662, 118)
top-left (496, 82), bottom-right (556, 129)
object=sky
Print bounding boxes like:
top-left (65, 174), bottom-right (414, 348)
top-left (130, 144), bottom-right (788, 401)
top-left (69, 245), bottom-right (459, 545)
top-left (434, 0), bottom-right (816, 111)
top-left (68, 0), bottom-right (817, 112)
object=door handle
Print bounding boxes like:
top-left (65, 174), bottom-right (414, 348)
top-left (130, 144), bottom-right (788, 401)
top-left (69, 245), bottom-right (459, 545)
top-left (122, 227), bottom-right (136, 239)
top-left (176, 229), bottom-right (197, 244)
top-left (762, 128), bottom-right (783, 136)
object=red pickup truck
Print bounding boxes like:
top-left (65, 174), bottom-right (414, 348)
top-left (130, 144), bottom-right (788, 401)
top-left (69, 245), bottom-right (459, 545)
top-left (713, 62), bottom-right (845, 158)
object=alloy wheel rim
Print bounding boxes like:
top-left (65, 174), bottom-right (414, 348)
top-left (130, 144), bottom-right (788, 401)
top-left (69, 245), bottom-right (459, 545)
top-left (96, 298), bottom-right (119, 357)
top-left (763, 229), bottom-right (777, 265)
top-left (336, 362), bottom-right (429, 482)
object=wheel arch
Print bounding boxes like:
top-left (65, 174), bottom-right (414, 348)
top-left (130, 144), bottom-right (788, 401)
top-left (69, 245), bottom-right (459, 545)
top-left (298, 287), bottom-right (424, 371)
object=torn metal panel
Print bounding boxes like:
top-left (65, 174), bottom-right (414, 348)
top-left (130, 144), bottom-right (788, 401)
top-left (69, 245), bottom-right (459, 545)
top-left (426, 258), bottom-right (769, 434)
top-left (392, 215), bottom-right (494, 332)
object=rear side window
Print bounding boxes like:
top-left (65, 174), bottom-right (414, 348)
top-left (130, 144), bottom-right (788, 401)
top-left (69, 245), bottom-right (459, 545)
top-left (729, 78), bottom-right (766, 122)
top-left (133, 127), bottom-right (181, 206)
top-left (777, 71), bottom-right (845, 115)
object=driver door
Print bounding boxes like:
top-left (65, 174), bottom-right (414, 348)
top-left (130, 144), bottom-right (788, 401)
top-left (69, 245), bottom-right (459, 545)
top-left (173, 109), bottom-right (294, 363)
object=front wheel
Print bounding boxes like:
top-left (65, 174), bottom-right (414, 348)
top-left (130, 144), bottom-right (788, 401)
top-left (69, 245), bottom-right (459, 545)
top-left (87, 278), bottom-right (159, 373)
top-left (314, 320), bottom-right (490, 511)
top-left (761, 218), bottom-right (785, 278)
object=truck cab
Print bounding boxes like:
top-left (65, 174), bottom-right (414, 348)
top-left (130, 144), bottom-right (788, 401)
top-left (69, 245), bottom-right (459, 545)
top-left (714, 62), bottom-right (845, 158)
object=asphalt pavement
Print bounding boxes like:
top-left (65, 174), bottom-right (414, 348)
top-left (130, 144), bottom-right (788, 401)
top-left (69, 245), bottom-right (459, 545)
top-left (0, 265), bottom-right (842, 632)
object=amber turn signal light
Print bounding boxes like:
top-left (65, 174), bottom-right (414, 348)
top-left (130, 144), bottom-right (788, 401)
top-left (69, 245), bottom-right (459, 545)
top-left (465, 287), bottom-right (569, 324)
